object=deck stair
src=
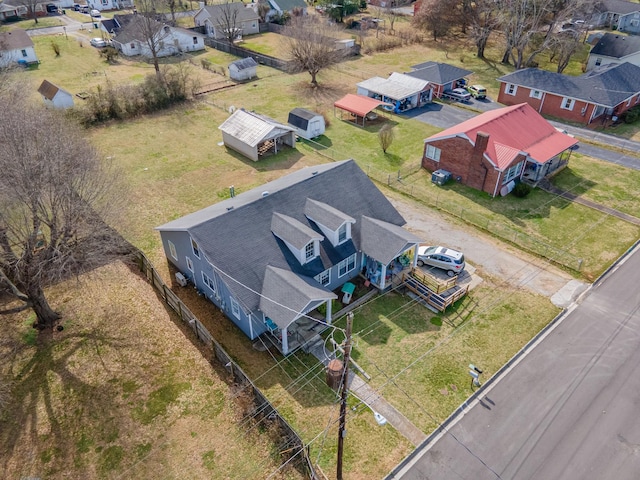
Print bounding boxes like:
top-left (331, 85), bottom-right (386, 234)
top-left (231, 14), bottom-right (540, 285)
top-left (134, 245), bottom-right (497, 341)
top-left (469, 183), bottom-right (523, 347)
top-left (401, 268), bottom-right (468, 312)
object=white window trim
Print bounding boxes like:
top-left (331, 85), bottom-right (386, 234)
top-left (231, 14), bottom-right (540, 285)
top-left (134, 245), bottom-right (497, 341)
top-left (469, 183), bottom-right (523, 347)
top-left (530, 90), bottom-right (542, 99)
top-left (191, 238), bottom-right (200, 258)
top-left (315, 269), bottom-right (331, 286)
top-left (202, 271), bottom-right (216, 292)
top-left (337, 224), bottom-right (347, 244)
top-left (168, 240), bottom-right (178, 260)
top-left (425, 144), bottom-right (441, 162)
top-left (230, 297), bottom-right (240, 319)
top-left (186, 256), bottom-right (194, 272)
top-left (338, 253), bottom-right (357, 278)
top-left (503, 161), bottom-right (524, 184)
top-left (561, 97), bottom-right (575, 111)
top-left (506, 83), bottom-right (518, 96)
top-left (304, 241), bottom-right (315, 261)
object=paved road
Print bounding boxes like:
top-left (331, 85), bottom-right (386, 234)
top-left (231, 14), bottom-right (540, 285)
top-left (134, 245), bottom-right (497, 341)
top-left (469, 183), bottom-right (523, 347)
top-left (387, 243), bottom-right (640, 480)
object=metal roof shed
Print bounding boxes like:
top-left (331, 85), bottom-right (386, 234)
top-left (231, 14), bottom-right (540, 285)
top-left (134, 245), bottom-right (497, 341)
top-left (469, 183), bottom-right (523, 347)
top-left (333, 94), bottom-right (392, 127)
top-left (287, 108), bottom-right (325, 139)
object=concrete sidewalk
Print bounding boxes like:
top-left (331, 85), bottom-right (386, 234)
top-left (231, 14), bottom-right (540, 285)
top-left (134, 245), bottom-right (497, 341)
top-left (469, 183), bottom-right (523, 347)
top-left (552, 121), bottom-right (640, 156)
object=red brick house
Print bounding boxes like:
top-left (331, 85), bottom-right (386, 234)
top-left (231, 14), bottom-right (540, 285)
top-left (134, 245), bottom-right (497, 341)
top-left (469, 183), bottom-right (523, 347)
top-left (422, 103), bottom-right (578, 197)
top-left (497, 62), bottom-right (640, 125)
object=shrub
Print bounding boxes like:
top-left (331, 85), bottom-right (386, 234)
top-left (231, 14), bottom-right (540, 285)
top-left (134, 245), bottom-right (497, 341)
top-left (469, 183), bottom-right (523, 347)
top-left (99, 46), bottom-right (118, 63)
top-left (51, 41), bottom-right (60, 56)
top-left (512, 182), bottom-right (532, 198)
top-left (623, 106), bottom-right (640, 124)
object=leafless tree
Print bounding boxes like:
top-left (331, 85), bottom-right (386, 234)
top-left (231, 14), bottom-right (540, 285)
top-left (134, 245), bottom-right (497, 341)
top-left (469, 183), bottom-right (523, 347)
top-left (165, 0), bottom-right (179, 24)
top-left (384, 0), bottom-right (399, 34)
top-left (549, 29), bottom-right (582, 73)
top-left (498, 0), bottom-right (551, 68)
top-left (135, 0), bottom-right (171, 73)
top-left (413, 0), bottom-right (453, 41)
top-left (257, 0), bottom-right (271, 22)
top-left (215, 1), bottom-right (242, 43)
top-left (378, 124), bottom-right (394, 153)
top-left (282, 16), bottom-right (348, 87)
top-left (0, 76), bottom-right (127, 331)
top-left (19, 0), bottom-right (46, 24)
top-left (466, 0), bottom-right (501, 58)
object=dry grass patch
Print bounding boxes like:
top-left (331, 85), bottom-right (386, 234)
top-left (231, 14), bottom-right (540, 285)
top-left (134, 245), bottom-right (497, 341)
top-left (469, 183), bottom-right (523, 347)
top-left (0, 261), bottom-right (301, 480)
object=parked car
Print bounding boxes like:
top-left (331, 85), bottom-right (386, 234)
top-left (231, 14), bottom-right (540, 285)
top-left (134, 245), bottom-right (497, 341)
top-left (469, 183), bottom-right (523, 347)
top-left (417, 245), bottom-right (465, 277)
top-left (466, 84), bottom-right (487, 99)
top-left (73, 3), bottom-right (80, 11)
top-left (46, 3), bottom-right (58, 13)
top-left (90, 9), bottom-right (101, 17)
top-left (79, 5), bottom-right (89, 13)
top-left (90, 37), bottom-right (107, 47)
top-left (443, 88), bottom-right (471, 103)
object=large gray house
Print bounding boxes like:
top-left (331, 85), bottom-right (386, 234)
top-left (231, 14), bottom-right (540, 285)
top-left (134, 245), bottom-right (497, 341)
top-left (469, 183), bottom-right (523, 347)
top-left (156, 160), bottom-right (421, 355)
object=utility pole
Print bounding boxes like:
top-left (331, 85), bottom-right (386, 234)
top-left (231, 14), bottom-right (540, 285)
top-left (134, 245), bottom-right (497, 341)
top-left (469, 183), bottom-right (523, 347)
top-left (337, 312), bottom-right (353, 480)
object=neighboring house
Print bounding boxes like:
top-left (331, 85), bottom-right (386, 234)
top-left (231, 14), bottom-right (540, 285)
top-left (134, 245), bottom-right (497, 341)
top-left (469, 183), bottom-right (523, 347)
top-left (111, 16), bottom-right (206, 58)
top-left (218, 109), bottom-right (296, 161)
top-left (100, 13), bottom-right (135, 35)
top-left (194, 1), bottom-right (260, 40)
top-left (590, 0), bottom-right (640, 35)
top-left (587, 33), bottom-right (640, 70)
top-left (356, 72), bottom-right (432, 113)
top-left (0, 29), bottom-right (38, 68)
top-left (87, 0), bottom-right (134, 12)
top-left (1, 0), bottom-right (44, 18)
top-left (406, 61), bottom-right (472, 99)
top-left (422, 103), bottom-right (578, 197)
top-left (0, 2), bottom-right (24, 20)
top-left (287, 108), bottom-right (325, 139)
top-left (497, 62), bottom-right (640, 125)
top-left (37, 79), bottom-right (74, 109)
top-left (265, 0), bottom-right (306, 20)
top-left (228, 57), bottom-right (257, 81)
top-left (155, 160), bottom-right (421, 355)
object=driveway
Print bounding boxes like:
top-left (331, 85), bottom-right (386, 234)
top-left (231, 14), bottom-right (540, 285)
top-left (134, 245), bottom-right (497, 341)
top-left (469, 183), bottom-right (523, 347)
top-left (388, 193), bottom-right (587, 305)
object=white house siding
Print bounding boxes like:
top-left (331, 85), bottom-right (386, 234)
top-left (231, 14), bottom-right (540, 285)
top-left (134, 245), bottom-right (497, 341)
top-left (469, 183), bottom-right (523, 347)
top-left (587, 50), bottom-right (640, 70)
top-left (88, 0), bottom-right (134, 11)
top-left (228, 64), bottom-right (256, 81)
top-left (45, 92), bottom-right (74, 109)
top-left (221, 132), bottom-right (259, 161)
top-left (115, 30), bottom-right (205, 58)
top-left (0, 46), bottom-right (38, 67)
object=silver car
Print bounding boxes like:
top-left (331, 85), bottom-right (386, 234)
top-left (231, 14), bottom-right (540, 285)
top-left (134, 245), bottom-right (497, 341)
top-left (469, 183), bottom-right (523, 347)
top-left (417, 246), bottom-right (465, 277)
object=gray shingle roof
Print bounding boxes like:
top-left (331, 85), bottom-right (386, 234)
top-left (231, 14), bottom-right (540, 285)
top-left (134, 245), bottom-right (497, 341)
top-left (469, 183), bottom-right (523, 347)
top-left (269, 0), bottom-right (306, 13)
top-left (498, 62), bottom-right (640, 107)
top-left (305, 199), bottom-right (355, 231)
top-left (156, 160), bottom-right (411, 313)
top-left (407, 61), bottom-right (473, 85)
top-left (201, 2), bottom-right (259, 23)
top-left (288, 108), bottom-right (320, 130)
top-left (229, 57), bottom-right (257, 70)
top-left (596, 0), bottom-right (640, 15)
top-left (0, 29), bottom-right (33, 51)
top-left (590, 33), bottom-right (640, 59)
top-left (259, 266), bottom-right (336, 328)
top-left (271, 212), bottom-right (323, 250)
top-left (360, 216), bottom-right (422, 265)
top-left (219, 109), bottom-right (295, 147)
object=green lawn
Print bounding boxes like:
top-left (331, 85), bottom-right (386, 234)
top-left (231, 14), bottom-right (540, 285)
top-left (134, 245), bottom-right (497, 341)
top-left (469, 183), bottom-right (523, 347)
top-left (0, 16), bottom-right (65, 31)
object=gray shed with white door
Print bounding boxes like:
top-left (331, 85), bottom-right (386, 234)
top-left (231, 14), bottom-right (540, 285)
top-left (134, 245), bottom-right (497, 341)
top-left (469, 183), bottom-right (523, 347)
top-left (228, 57), bottom-right (258, 81)
top-left (287, 108), bottom-right (325, 140)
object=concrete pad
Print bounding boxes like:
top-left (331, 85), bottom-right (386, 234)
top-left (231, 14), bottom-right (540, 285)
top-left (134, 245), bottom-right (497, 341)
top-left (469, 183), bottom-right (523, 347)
top-left (550, 279), bottom-right (589, 308)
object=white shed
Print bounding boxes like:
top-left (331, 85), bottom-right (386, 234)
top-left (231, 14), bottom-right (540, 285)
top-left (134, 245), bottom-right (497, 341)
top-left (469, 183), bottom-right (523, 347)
top-left (219, 109), bottom-right (296, 161)
top-left (287, 108), bottom-right (325, 139)
top-left (228, 57), bottom-right (258, 82)
top-left (37, 80), bottom-right (74, 109)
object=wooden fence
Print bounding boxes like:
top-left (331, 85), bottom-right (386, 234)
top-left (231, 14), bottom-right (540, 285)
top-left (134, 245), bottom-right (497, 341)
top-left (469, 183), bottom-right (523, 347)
top-left (204, 38), bottom-right (290, 71)
top-left (136, 251), bottom-right (317, 479)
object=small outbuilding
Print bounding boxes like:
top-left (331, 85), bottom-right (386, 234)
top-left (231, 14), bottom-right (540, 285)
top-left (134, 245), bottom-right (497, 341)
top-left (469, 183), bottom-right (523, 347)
top-left (219, 109), bottom-right (296, 161)
top-left (287, 108), bottom-right (325, 139)
top-left (228, 57), bottom-right (258, 82)
top-left (37, 80), bottom-right (74, 109)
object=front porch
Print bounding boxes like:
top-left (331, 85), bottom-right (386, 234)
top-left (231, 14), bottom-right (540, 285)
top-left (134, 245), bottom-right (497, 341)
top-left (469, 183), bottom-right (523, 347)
top-left (521, 150), bottom-right (572, 186)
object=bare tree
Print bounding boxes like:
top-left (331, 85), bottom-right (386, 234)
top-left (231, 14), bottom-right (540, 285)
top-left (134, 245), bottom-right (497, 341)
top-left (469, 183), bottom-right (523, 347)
top-left (215, 1), bottom-right (242, 43)
top-left (550, 29), bottom-right (582, 73)
top-left (164, 0), bottom-right (179, 24)
top-left (498, 0), bottom-right (551, 68)
top-left (257, 0), bottom-right (271, 22)
top-left (19, 0), bottom-right (47, 24)
top-left (466, 0), bottom-right (501, 58)
top-left (384, 0), bottom-right (399, 34)
top-left (413, 0), bottom-right (453, 41)
top-left (0, 77), bottom-right (127, 331)
top-left (135, 0), bottom-right (172, 73)
top-left (282, 16), bottom-right (348, 87)
top-left (378, 124), bottom-right (394, 153)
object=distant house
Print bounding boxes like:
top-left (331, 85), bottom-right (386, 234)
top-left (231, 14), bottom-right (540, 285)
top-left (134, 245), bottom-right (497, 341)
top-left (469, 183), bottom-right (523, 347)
top-left (590, 0), bottom-right (640, 35)
top-left (228, 57), bottom-right (258, 81)
top-left (1, 0), bottom-right (43, 18)
top-left (86, 0), bottom-right (134, 12)
top-left (38, 80), bottom-right (74, 109)
top-left (265, 0), bottom-right (307, 20)
top-left (0, 2), bottom-right (25, 20)
top-left (0, 29), bottom-right (38, 68)
top-left (194, 2), bottom-right (260, 40)
top-left (422, 103), bottom-right (578, 197)
top-left (219, 109), bottom-right (296, 161)
top-left (111, 17), bottom-right (206, 57)
top-left (587, 33), bottom-right (640, 71)
top-left (406, 61), bottom-right (472, 99)
top-left (497, 62), bottom-right (640, 125)
top-left (155, 160), bottom-right (421, 355)
top-left (356, 72), bottom-right (432, 113)
top-left (287, 108), bottom-right (325, 139)
top-left (100, 13), bottom-right (136, 36)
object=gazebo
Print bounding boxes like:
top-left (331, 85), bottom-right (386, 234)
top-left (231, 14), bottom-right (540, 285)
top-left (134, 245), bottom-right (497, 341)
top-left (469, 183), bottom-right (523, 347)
top-left (333, 94), bottom-right (392, 127)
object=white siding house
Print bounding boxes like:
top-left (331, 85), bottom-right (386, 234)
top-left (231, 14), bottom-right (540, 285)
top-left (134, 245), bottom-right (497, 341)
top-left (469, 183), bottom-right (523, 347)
top-left (194, 1), bottom-right (260, 39)
top-left (38, 80), bottom-right (74, 109)
top-left (0, 29), bottom-right (38, 67)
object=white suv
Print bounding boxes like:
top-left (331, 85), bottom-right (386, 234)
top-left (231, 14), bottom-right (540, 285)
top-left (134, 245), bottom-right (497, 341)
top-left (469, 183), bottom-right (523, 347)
top-left (417, 245), bottom-right (465, 277)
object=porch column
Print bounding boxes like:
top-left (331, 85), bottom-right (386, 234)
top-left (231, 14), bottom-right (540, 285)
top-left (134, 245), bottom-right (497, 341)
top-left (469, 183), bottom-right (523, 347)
top-left (412, 245), bottom-right (418, 268)
top-left (325, 299), bottom-right (332, 325)
top-left (380, 264), bottom-right (387, 290)
top-left (281, 326), bottom-right (289, 354)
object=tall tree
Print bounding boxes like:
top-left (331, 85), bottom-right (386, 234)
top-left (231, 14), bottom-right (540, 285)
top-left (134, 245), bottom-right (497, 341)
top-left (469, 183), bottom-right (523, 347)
top-left (498, 0), bottom-right (551, 68)
top-left (413, 0), bottom-right (453, 41)
top-left (215, 1), bottom-right (242, 43)
top-left (135, 0), bottom-right (171, 73)
top-left (282, 16), bottom-right (348, 87)
top-left (19, 0), bottom-right (46, 24)
top-left (467, 0), bottom-right (501, 58)
top-left (0, 77), bottom-right (126, 330)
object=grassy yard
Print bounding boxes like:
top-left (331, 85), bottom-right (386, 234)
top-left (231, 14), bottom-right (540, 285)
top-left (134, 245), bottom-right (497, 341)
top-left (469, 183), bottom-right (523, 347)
top-left (0, 262), bottom-right (300, 480)
top-left (0, 16), bottom-right (66, 32)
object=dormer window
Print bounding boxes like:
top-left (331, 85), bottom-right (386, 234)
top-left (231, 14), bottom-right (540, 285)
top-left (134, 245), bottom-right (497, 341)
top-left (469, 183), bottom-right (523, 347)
top-left (338, 224), bottom-right (347, 243)
top-left (305, 242), bottom-right (314, 261)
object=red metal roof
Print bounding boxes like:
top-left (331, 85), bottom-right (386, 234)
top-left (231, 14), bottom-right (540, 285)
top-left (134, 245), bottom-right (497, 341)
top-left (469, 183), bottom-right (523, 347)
top-left (334, 94), bottom-right (391, 117)
top-left (428, 103), bottom-right (578, 169)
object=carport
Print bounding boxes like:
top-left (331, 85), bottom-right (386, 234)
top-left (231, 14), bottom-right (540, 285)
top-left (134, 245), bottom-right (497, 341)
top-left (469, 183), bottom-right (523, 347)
top-left (333, 94), bottom-right (392, 127)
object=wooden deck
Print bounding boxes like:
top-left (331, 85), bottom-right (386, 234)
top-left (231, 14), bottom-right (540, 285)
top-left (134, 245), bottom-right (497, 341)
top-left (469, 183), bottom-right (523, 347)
top-left (401, 268), bottom-right (468, 312)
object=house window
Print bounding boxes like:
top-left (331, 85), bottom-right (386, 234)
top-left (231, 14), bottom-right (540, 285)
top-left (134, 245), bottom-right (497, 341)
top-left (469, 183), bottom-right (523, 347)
top-left (503, 161), bottom-right (524, 184)
top-left (425, 144), bottom-right (441, 162)
top-left (21, 49), bottom-right (27, 57)
top-left (186, 256), bottom-right (194, 272)
top-left (561, 98), bottom-right (575, 111)
top-left (102, 0), bottom-right (107, 4)
top-left (230, 297), bottom-right (240, 319)
top-left (595, 57), bottom-right (602, 66)
top-left (338, 224), bottom-right (347, 243)
top-left (506, 83), bottom-right (518, 95)
top-left (193, 36), bottom-right (198, 44)
top-left (530, 90), bottom-right (542, 99)
top-left (338, 253), bottom-right (357, 278)
top-left (305, 241), bottom-right (314, 261)
top-left (130, 43), bottom-right (135, 49)
top-left (168, 240), bottom-right (178, 260)
top-left (191, 238), bottom-right (200, 258)
top-left (202, 272), bottom-right (216, 292)
top-left (315, 269), bottom-right (330, 286)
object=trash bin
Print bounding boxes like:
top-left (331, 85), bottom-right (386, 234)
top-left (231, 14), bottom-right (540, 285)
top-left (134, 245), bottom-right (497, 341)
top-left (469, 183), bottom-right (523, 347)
top-left (431, 169), bottom-right (452, 186)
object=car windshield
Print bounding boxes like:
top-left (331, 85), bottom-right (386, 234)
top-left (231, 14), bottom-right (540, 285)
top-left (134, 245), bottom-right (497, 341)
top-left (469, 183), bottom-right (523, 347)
top-left (454, 255), bottom-right (464, 265)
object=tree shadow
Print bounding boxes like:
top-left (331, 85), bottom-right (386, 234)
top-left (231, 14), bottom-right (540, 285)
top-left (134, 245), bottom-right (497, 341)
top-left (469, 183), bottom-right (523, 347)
top-left (550, 167), bottom-right (597, 197)
top-left (222, 146), bottom-right (305, 172)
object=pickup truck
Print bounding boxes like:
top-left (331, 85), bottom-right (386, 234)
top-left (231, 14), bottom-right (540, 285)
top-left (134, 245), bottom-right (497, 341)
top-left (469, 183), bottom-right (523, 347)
top-left (442, 88), bottom-right (471, 103)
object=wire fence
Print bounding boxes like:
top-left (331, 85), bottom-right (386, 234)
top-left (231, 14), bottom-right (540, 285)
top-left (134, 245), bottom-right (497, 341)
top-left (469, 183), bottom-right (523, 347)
top-left (135, 251), bottom-right (318, 479)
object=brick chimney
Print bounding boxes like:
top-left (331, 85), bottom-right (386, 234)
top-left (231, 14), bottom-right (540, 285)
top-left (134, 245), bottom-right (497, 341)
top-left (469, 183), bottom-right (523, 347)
top-left (474, 131), bottom-right (490, 157)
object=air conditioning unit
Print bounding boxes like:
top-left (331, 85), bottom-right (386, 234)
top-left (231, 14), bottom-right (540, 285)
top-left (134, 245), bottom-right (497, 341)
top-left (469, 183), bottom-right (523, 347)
top-left (175, 272), bottom-right (188, 287)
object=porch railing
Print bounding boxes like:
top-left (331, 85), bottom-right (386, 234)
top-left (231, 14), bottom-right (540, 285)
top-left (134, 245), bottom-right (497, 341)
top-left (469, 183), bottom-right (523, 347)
top-left (401, 270), bottom-right (468, 312)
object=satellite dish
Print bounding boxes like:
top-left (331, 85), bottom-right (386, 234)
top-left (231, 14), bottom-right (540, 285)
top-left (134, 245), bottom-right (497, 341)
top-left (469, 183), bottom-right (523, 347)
top-left (228, 105), bottom-right (236, 113)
